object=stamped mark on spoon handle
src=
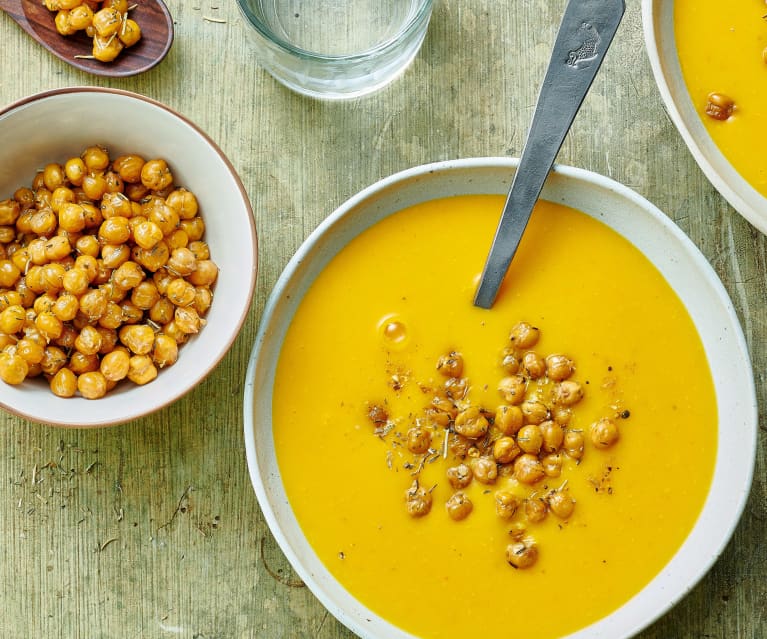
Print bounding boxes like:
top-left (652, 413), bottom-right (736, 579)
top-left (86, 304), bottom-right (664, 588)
top-left (473, 0), bottom-right (625, 309)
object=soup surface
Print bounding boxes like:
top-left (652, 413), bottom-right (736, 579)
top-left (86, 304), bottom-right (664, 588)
top-left (675, 0), bottom-right (767, 195)
top-left (272, 195), bottom-right (717, 638)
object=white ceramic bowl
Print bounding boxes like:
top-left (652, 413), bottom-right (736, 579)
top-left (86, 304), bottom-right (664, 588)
top-left (244, 158), bottom-right (756, 638)
top-left (0, 87), bottom-right (257, 427)
top-left (642, 0), bottom-right (767, 233)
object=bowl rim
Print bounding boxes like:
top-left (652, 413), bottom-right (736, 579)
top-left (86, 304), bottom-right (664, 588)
top-left (244, 157), bottom-right (757, 639)
top-left (234, 0), bottom-right (433, 61)
top-left (641, 0), bottom-right (767, 234)
top-left (0, 86), bottom-right (259, 427)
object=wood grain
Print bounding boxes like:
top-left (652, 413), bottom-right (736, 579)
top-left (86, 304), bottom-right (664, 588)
top-left (0, 1), bottom-right (765, 638)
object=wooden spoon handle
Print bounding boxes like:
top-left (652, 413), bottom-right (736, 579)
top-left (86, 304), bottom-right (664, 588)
top-left (0, 0), bottom-right (44, 43)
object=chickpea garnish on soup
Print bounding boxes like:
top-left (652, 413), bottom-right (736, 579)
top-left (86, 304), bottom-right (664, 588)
top-left (365, 322), bottom-right (628, 569)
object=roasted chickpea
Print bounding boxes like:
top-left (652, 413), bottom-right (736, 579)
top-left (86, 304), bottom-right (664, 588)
top-left (193, 287), bottom-right (213, 316)
top-left (16, 337), bottom-right (44, 365)
top-left (81, 146), bottom-right (111, 172)
top-left (522, 351), bottom-right (546, 379)
top-left (35, 310), bottom-right (63, 341)
top-left (166, 278), bottom-right (196, 307)
top-left (548, 489), bottom-right (575, 519)
top-left (68, 4), bottom-right (93, 31)
top-left (500, 347), bottom-right (520, 374)
top-left (563, 430), bottom-right (585, 460)
top-left (524, 497), bottom-right (548, 523)
top-left (552, 380), bottom-right (584, 406)
top-left (447, 431), bottom-right (471, 459)
top-left (506, 539), bottom-right (538, 569)
top-left (91, 7), bottom-right (121, 37)
top-left (0, 304), bottom-right (25, 334)
top-left (40, 346), bottom-right (67, 376)
top-left (590, 417), bottom-right (619, 449)
top-left (113, 260), bottom-right (145, 290)
top-left (127, 354), bottom-right (158, 385)
top-left (141, 159), bottom-right (173, 192)
top-left (540, 420), bottom-right (564, 453)
top-left (152, 334), bottom-right (178, 368)
top-left (67, 351), bottom-right (100, 375)
top-left (446, 463), bottom-right (472, 489)
top-left (112, 155), bottom-right (146, 183)
top-left (705, 92), bottom-right (735, 121)
top-left (492, 436), bottom-right (521, 464)
top-left (516, 424), bottom-right (543, 455)
top-left (471, 456), bottom-right (498, 485)
top-left (495, 404), bottom-right (524, 436)
top-left (495, 491), bottom-right (520, 519)
top-left (119, 18), bottom-right (142, 47)
top-left (119, 324), bottom-right (155, 355)
top-left (133, 220), bottom-right (163, 249)
top-left (498, 374), bottom-right (526, 405)
top-left (131, 281), bottom-right (160, 310)
top-left (1, 149), bottom-right (214, 397)
top-left (442, 376), bottom-right (468, 400)
top-left (546, 353), bottom-right (574, 381)
top-left (436, 350), bottom-right (463, 378)
top-left (0, 349), bottom-right (28, 385)
top-left (454, 405), bottom-right (489, 439)
top-left (82, 173), bottom-right (107, 201)
top-left (174, 306), bottom-right (203, 334)
top-left (509, 321), bottom-right (539, 349)
top-left (513, 453), bottom-right (545, 485)
top-left (541, 452), bottom-right (563, 477)
top-left (407, 425), bottom-right (432, 454)
top-left (77, 371), bottom-right (108, 399)
top-left (520, 400), bottom-right (548, 425)
top-left (92, 33), bottom-right (124, 62)
top-left (166, 189), bottom-right (198, 219)
top-left (75, 325), bottom-right (103, 356)
top-left (100, 349), bottom-right (130, 382)
top-left (445, 492), bottom-right (473, 521)
top-left (405, 480), bottom-right (432, 517)
top-left (50, 367), bottom-right (76, 397)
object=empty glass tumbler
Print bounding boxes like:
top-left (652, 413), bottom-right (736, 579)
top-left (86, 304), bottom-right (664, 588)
top-left (236, 0), bottom-right (433, 99)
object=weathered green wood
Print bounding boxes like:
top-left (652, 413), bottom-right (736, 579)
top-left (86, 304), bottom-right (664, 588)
top-left (0, 1), bottom-right (764, 637)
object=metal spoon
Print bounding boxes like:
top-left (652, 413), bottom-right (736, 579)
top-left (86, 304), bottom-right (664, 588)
top-left (474, 0), bottom-right (625, 309)
top-left (0, 0), bottom-right (173, 77)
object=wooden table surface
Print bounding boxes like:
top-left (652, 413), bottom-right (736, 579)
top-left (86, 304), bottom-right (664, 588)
top-left (0, 1), bottom-right (765, 637)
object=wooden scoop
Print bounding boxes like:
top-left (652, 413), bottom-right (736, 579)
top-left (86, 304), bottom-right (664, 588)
top-left (0, 0), bottom-right (173, 77)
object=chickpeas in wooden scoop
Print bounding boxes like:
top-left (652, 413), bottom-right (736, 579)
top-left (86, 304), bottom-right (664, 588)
top-left (45, 0), bottom-right (143, 64)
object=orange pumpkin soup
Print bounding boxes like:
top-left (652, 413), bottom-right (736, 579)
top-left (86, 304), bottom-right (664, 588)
top-left (675, 0), bottom-right (767, 195)
top-left (273, 195), bottom-right (716, 638)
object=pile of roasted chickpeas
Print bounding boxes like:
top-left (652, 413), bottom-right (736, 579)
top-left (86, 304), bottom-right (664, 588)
top-left (45, 0), bottom-right (141, 63)
top-left (368, 321), bottom-right (623, 570)
top-left (0, 146), bottom-right (217, 399)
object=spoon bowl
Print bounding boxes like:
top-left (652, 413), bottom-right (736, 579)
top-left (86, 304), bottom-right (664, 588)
top-left (0, 0), bottom-right (173, 77)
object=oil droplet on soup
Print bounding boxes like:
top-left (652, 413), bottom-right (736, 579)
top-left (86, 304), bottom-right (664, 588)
top-left (273, 195), bottom-right (717, 639)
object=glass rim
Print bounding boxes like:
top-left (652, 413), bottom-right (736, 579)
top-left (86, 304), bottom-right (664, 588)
top-left (235, 0), bottom-right (433, 61)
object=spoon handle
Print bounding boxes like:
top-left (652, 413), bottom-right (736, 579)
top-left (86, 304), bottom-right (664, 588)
top-left (474, 0), bottom-right (625, 309)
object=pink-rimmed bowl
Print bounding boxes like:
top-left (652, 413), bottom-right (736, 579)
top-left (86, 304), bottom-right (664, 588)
top-left (0, 87), bottom-right (257, 427)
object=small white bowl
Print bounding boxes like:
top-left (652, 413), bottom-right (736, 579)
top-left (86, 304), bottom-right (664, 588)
top-left (642, 0), bottom-right (767, 233)
top-left (0, 87), bottom-right (257, 427)
top-left (244, 158), bottom-right (756, 638)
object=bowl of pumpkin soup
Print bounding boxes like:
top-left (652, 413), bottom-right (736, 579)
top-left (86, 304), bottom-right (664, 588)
top-left (244, 158), bottom-right (756, 639)
top-left (643, 0), bottom-right (767, 233)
